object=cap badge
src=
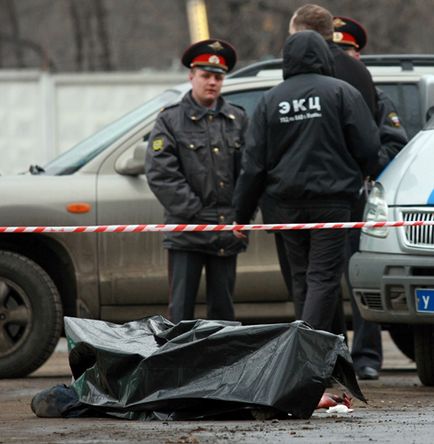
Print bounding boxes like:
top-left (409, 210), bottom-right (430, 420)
top-left (333, 18), bottom-right (346, 28)
top-left (209, 41), bottom-right (224, 51)
top-left (208, 55), bottom-right (220, 64)
top-left (333, 32), bottom-right (344, 42)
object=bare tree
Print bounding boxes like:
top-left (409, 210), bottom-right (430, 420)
top-left (94, 0), bottom-right (112, 70)
top-left (68, 0), bottom-right (112, 71)
top-left (0, 0), bottom-right (24, 67)
top-left (6, 0), bottom-right (24, 66)
top-left (68, 0), bottom-right (84, 69)
top-left (3, 0), bottom-right (434, 72)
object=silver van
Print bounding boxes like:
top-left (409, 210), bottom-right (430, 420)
top-left (350, 113), bottom-right (434, 386)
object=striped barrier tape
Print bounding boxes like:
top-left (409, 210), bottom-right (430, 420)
top-left (0, 220), bottom-right (432, 233)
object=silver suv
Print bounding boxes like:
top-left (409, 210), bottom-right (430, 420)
top-left (1, 55), bottom-right (434, 378)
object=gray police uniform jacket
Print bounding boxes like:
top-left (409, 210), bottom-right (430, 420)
top-left (145, 91), bottom-right (248, 256)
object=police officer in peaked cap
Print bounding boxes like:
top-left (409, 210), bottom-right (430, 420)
top-left (181, 38), bottom-right (237, 74)
top-left (333, 16), bottom-right (367, 57)
top-left (334, 15), bottom-right (408, 381)
top-left (145, 39), bottom-right (248, 324)
top-left (333, 15), bottom-right (407, 175)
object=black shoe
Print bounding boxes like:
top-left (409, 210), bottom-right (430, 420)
top-left (357, 366), bottom-right (379, 380)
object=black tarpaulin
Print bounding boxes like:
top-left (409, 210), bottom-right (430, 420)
top-left (34, 316), bottom-right (366, 420)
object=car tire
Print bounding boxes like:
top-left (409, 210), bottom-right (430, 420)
top-left (414, 324), bottom-right (434, 386)
top-left (0, 251), bottom-right (63, 378)
top-left (388, 324), bottom-right (415, 361)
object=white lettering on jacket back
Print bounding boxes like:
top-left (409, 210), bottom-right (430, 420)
top-left (278, 96), bottom-right (322, 123)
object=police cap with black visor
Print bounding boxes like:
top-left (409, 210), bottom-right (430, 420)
top-left (333, 16), bottom-right (367, 51)
top-left (181, 39), bottom-right (237, 74)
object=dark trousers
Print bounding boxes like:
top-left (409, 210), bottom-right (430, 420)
top-left (278, 206), bottom-right (350, 333)
top-left (167, 250), bottom-right (236, 324)
top-left (275, 232), bottom-right (346, 336)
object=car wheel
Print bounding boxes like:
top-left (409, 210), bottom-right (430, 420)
top-left (0, 251), bottom-right (63, 378)
top-left (388, 324), bottom-right (415, 361)
top-left (414, 324), bottom-right (434, 386)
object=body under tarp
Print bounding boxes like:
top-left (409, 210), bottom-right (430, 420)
top-left (32, 316), bottom-right (366, 420)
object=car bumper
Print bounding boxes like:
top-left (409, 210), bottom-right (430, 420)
top-left (349, 252), bottom-right (434, 324)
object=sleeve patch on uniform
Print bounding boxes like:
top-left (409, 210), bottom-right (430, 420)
top-left (387, 112), bottom-right (401, 128)
top-left (152, 137), bottom-right (164, 151)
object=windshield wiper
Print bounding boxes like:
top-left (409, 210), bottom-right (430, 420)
top-left (29, 164), bottom-right (45, 175)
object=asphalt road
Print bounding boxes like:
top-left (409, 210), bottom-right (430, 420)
top-left (1, 332), bottom-right (433, 444)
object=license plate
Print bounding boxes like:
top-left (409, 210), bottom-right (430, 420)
top-left (415, 289), bottom-right (434, 313)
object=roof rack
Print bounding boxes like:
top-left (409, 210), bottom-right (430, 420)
top-left (361, 54), bottom-right (434, 70)
top-left (230, 54), bottom-right (434, 78)
top-left (229, 59), bottom-right (282, 78)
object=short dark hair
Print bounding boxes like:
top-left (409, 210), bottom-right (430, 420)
top-left (291, 4), bottom-right (334, 40)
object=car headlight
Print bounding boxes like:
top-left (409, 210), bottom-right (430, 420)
top-left (362, 182), bottom-right (389, 238)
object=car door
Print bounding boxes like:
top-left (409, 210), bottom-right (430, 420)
top-left (96, 124), bottom-right (170, 321)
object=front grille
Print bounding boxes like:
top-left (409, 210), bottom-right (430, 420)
top-left (402, 210), bottom-right (434, 248)
top-left (357, 290), bottom-right (383, 311)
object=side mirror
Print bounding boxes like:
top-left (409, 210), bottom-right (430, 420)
top-left (115, 141), bottom-right (147, 176)
top-left (426, 106), bottom-right (434, 123)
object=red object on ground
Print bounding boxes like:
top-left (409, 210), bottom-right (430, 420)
top-left (316, 392), bottom-right (352, 409)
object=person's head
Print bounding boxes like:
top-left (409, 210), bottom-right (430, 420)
top-left (188, 68), bottom-right (224, 108)
top-left (289, 4), bottom-right (334, 40)
top-left (333, 16), bottom-right (368, 60)
top-left (181, 39), bottom-right (237, 107)
top-left (282, 30), bottom-right (334, 80)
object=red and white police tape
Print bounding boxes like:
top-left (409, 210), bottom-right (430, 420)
top-left (0, 220), bottom-right (432, 233)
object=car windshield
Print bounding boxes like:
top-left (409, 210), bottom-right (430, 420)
top-left (43, 89), bottom-right (181, 175)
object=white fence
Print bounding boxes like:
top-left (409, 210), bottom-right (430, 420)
top-left (0, 70), bottom-right (186, 175)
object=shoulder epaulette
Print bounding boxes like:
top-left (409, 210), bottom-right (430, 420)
top-left (160, 102), bottom-right (180, 113)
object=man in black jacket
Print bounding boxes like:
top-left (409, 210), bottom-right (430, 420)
top-left (145, 39), bottom-right (247, 324)
top-left (272, 4), bottom-right (380, 340)
top-left (233, 30), bottom-right (380, 333)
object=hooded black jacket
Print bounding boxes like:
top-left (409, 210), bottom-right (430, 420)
top-left (234, 31), bottom-right (380, 224)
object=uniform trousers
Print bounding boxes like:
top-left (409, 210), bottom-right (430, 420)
top-left (278, 206), bottom-right (350, 332)
top-left (167, 250), bottom-right (236, 324)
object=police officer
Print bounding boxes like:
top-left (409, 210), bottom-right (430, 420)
top-left (333, 16), bottom-right (408, 176)
top-left (145, 39), bottom-right (247, 324)
top-left (333, 15), bottom-right (408, 380)
top-left (233, 30), bottom-right (380, 334)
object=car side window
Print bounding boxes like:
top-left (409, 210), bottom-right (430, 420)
top-left (377, 83), bottom-right (421, 139)
top-left (223, 89), bottom-right (267, 118)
